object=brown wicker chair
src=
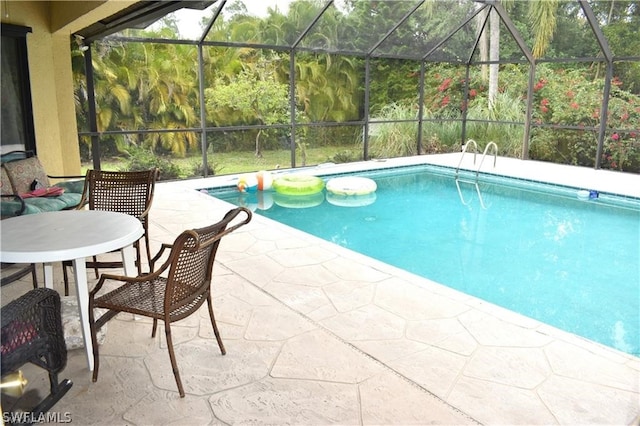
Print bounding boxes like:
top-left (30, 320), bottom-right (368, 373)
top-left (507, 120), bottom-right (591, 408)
top-left (88, 207), bottom-right (252, 397)
top-left (62, 169), bottom-right (159, 293)
top-left (1, 288), bottom-right (72, 415)
top-left (1, 262), bottom-right (37, 290)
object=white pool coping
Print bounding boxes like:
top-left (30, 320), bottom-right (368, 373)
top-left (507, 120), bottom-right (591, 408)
top-left (178, 153), bottom-right (640, 200)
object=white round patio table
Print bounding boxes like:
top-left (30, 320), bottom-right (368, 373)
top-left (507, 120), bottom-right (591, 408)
top-left (1, 210), bottom-right (143, 371)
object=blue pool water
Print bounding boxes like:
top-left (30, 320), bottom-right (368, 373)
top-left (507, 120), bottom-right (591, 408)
top-left (208, 165), bottom-right (640, 356)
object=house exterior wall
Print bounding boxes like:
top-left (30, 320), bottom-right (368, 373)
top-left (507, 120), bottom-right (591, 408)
top-left (1, 1), bottom-right (135, 176)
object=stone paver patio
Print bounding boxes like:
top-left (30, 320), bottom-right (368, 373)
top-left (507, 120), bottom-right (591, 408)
top-left (2, 154), bottom-right (638, 425)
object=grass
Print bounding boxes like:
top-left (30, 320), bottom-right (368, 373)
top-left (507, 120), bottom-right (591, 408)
top-left (85, 146), bottom-right (348, 179)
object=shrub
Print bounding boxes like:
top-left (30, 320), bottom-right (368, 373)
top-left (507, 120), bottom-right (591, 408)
top-left (529, 67), bottom-right (640, 171)
top-left (121, 145), bottom-right (182, 181)
top-left (368, 103), bottom-right (420, 158)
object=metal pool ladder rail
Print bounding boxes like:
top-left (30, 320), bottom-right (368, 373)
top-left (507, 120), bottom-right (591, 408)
top-left (475, 141), bottom-right (498, 179)
top-left (455, 178), bottom-right (487, 209)
top-left (454, 140), bottom-right (498, 209)
top-left (455, 139), bottom-right (498, 180)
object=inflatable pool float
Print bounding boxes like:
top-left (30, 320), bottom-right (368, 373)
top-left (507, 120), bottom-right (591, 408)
top-left (273, 174), bottom-right (325, 196)
top-left (236, 173), bottom-right (258, 192)
top-left (256, 191), bottom-right (274, 210)
top-left (326, 176), bottom-right (377, 196)
top-left (273, 191), bottom-right (325, 209)
top-left (326, 191), bottom-right (377, 208)
top-left (256, 170), bottom-right (273, 191)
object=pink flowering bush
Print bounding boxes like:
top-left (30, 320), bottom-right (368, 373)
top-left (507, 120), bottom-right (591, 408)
top-left (523, 66), bottom-right (639, 172)
top-left (415, 64), bottom-right (639, 171)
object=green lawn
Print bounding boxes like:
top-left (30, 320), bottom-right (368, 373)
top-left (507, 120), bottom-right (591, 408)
top-left (86, 146), bottom-right (360, 179)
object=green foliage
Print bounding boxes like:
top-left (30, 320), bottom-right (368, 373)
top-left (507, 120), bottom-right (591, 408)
top-left (190, 159), bottom-right (219, 177)
top-left (72, 0), bottom-right (640, 174)
top-left (369, 58), bottom-right (421, 115)
top-left (121, 145), bottom-right (182, 181)
top-left (205, 61), bottom-right (290, 156)
top-left (294, 53), bottom-right (364, 122)
top-left (528, 66), bottom-right (640, 171)
top-left (368, 103), bottom-right (419, 159)
top-left (466, 92), bottom-right (525, 157)
top-left (206, 65), bottom-right (289, 127)
top-left (330, 150), bottom-right (361, 163)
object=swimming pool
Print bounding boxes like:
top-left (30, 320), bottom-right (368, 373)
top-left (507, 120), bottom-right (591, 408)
top-left (207, 165), bottom-right (640, 356)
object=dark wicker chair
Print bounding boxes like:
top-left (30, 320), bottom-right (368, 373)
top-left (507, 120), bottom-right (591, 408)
top-left (1, 262), bottom-right (37, 290)
top-left (62, 169), bottom-right (159, 293)
top-left (88, 207), bottom-right (252, 397)
top-left (1, 288), bottom-right (72, 415)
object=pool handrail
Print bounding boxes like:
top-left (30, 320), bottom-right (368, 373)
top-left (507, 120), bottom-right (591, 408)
top-left (476, 141), bottom-right (498, 179)
top-left (455, 139), bottom-right (478, 177)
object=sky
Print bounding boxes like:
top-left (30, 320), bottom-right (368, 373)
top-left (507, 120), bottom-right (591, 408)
top-left (173, 1), bottom-right (291, 39)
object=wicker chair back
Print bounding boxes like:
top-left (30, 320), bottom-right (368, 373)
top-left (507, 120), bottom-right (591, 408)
top-left (88, 207), bottom-right (252, 397)
top-left (63, 169), bottom-right (159, 291)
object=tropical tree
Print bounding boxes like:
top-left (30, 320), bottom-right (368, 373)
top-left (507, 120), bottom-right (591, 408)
top-left (74, 25), bottom-right (201, 158)
top-left (478, 0), bottom-right (559, 107)
top-left (205, 62), bottom-right (290, 157)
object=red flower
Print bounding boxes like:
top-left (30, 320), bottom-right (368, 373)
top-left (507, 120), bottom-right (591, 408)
top-left (440, 95), bottom-right (450, 107)
top-left (469, 89), bottom-right (477, 97)
top-left (570, 102), bottom-right (579, 110)
top-left (630, 132), bottom-right (637, 138)
top-left (566, 90), bottom-right (574, 99)
top-left (611, 133), bottom-right (620, 141)
top-left (541, 106), bottom-right (549, 113)
top-left (438, 78), bottom-right (452, 92)
top-left (541, 98), bottom-right (549, 106)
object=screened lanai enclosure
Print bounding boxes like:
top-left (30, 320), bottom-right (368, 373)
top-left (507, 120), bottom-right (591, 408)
top-left (73, 0), bottom-right (640, 178)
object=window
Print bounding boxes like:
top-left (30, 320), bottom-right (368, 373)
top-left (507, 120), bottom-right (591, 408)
top-left (1, 24), bottom-right (35, 154)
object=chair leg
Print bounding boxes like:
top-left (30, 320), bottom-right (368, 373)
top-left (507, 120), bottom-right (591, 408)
top-left (164, 322), bottom-right (185, 397)
top-left (88, 301), bottom-right (101, 383)
top-left (134, 240), bottom-right (142, 275)
top-left (62, 262), bottom-right (70, 296)
top-left (207, 296), bottom-right (226, 355)
top-left (152, 319), bottom-right (158, 338)
top-left (143, 230), bottom-right (152, 274)
top-left (30, 263), bottom-right (37, 289)
top-left (92, 255), bottom-right (99, 279)
top-left (31, 375), bottom-right (72, 417)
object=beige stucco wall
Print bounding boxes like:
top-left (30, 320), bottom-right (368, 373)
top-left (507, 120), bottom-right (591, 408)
top-left (1, 0), bottom-right (135, 176)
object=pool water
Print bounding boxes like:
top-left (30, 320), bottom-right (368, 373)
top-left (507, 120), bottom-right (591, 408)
top-left (208, 165), bottom-right (640, 356)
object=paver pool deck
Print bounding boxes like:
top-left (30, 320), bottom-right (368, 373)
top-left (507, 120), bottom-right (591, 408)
top-left (3, 154), bottom-right (638, 425)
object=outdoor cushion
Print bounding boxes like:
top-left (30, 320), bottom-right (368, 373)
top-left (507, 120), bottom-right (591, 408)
top-left (1, 167), bottom-right (13, 196)
top-left (0, 154), bottom-right (84, 218)
top-left (54, 179), bottom-right (84, 194)
top-left (3, 157), bottom-right (50, 194)
top-left (21, 196), bottom-right (70, 213)
top-left (0, 200), bottom-right (26, 217)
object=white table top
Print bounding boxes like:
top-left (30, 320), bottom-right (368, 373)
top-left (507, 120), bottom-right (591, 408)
top-left (0, 210), bottom-right (143, 263)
